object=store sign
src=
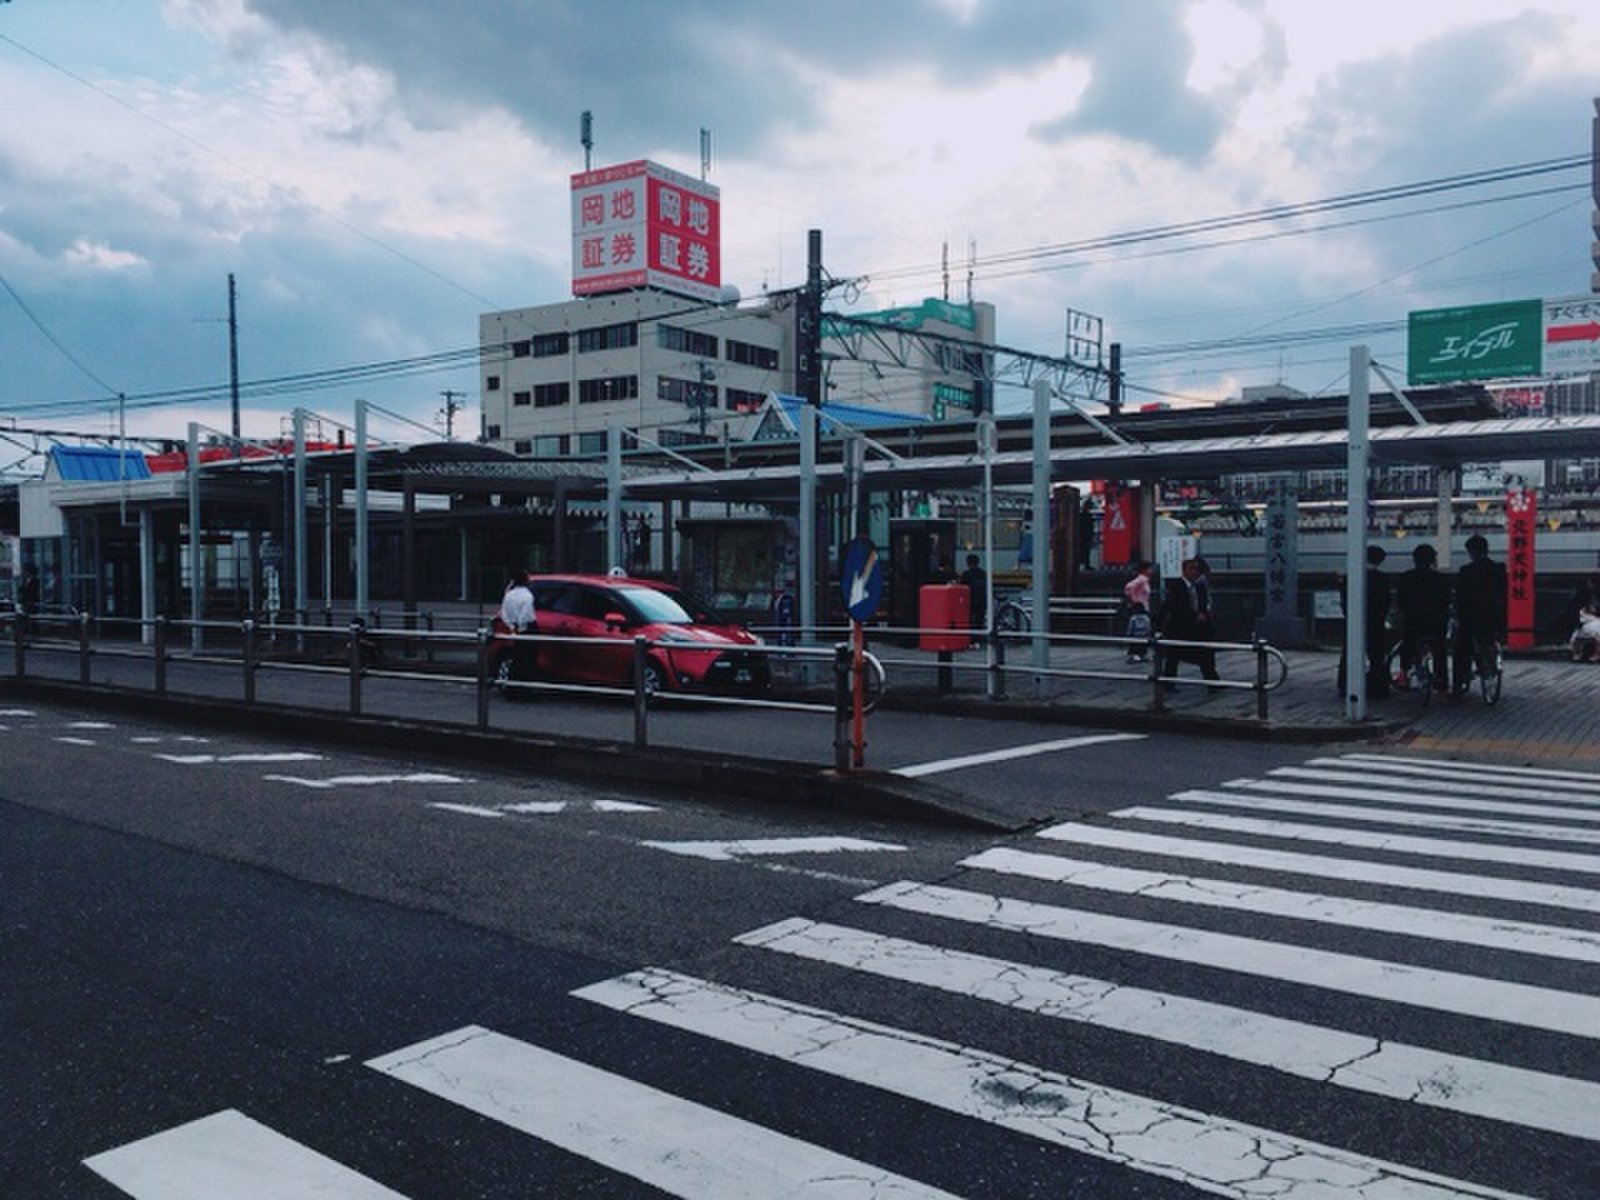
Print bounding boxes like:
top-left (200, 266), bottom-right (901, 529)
top-left (1407, 294), bottom-right (1600, 384)
top-left (1407, 299), bottom-right (1542, 384)
top-left (570, 160), bottom-right (721, 301)
top-left (1505, 488), bottom-right (1537, 650)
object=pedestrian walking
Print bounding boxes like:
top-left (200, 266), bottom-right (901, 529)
top-left (959, 554), bottom-right (988, 631)
top-left (1122, 560), bottom-right (1153, 663)
top-left (498, 571), bottom-right (538, 690)
top-left (1157, 557), bottom-right (1221, 690)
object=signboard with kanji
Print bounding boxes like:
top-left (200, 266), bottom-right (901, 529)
top-left (570, 160), bottom-right (721, 301)
top-left (1542, 294), bottom-right (1600, 376)
top-left (1504, 487), bottom-right (1537, 650)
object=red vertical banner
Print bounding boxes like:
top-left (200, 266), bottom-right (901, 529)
top-left (1101, 484), bottom-right (1136, 566)
top-left (1504, 488), bottom-right (1537, 649)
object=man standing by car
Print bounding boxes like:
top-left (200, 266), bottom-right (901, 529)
top-left (499, 571), bottom-right (537, 689)
top-left (1453, 534), bottom-right (1506, 696)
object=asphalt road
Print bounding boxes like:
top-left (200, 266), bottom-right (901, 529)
top-left (4, 695), bottom-right (1598, 1197)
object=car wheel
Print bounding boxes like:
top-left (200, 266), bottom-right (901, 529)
top-left (642, 660), bottom-right (668, 695)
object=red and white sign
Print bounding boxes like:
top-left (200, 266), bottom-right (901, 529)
top-left (570, 160), bottom-right (721, 302)
top-left (1100, 484), bottom-right (1136, 566)
top-left (1543, 295), bottom-right (1600, 376)
top-left (1504, 488), bottom-right (1537, 650)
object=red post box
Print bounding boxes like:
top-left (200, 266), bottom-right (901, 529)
top-left (919, 583), bottom-right (971, 651)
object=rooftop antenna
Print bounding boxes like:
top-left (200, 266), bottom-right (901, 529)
top-left (580, 110), bottom-right (593, 170)
top-left (700, 127), bottom-right (711, 180)
top-left (967, 238), bottom-right (976, 304)
top-left (941, 241), bottom-right (949, 301)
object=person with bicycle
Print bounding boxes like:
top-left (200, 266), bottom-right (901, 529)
top-left (1452, 534), bottom-right (1506, 697)
top-left (1395, 543), bottom-right (1451, 695)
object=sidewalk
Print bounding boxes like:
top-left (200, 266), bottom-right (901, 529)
top-left (873, 638), bottom-right (1600, 766)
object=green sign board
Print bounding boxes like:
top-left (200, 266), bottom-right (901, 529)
top-left (1406, 299), bottom-right (1542, 385)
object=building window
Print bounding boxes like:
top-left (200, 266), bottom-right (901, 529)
top-left (533, 382), bottom-right (570, 408)
top-left (578, 375), bottom-right (639, 404)
top-left (577, 430), bottom-right (608, 454)
top-left (577, 322), bottom-right (638, 352)
top-left (511, 340), bottom-right (531, 358)
top-left (533, 435), bottom-right (568, 457)
top-left (726, 387), bottom-right (766, 412)
top-left (532, 332), bottom-right (569, 357)
top-left (657, 324), bottom-right (719, 358)
top-left (725, 339), bottom-right (779, 371)
top-left (513, 440), bottom-right (532, 454)
top-left (485, 423), bottom-right (501, 439)
top-left (512, 390), bottom-right (531, 407)
top-left (658, 376), bottom-right (716, 407)
top-left (486, 375), bottom-right (501, 391)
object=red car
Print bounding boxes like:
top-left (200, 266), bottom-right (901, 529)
top-left (490, 573), bottom-right (769, 695)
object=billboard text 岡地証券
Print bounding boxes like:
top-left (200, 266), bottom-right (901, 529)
top-left (570, 160), bottom-right (721, 303)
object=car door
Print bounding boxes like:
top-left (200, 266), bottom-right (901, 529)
top-left (561, 583), bottom-right (634, 685)
top-left (529, 581), bottom-right (578, 680)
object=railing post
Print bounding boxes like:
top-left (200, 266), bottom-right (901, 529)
top-left (1151, 634), bottom-right (1166, 710)
top-left (1254, 634), bottom-right (1269, 720)
top-left (937, 649), bottom-right (954, 694)
top-left (348, 619), bottom-right (363, 715)
top-left (988, 633), bottom-right (1007, 700)
top-left (154, 616), bottom-right (167, 695)
top-left (832, 642), bottom-right (851, 772)
top-left (632, 635), bottom-right (649, 748)
top-left (475, 626), bottom-right (490, 732)
top-left (242, 619), bottom-right (257, 705)
top-left (78, 611), bottom-right (91, 684)
top-left (12, 611), bottom-right (24, 679)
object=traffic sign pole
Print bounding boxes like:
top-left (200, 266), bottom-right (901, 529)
top-left (852, 619), bottom-right (866, 768)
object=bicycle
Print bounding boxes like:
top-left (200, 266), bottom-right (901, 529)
top-left (1457, 635), bottom-right (1503, 706)
top-left (1385, 635), bottom-right (1448, 706)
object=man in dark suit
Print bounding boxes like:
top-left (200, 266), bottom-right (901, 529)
top-left (1396, 543), bottom-right (1451, 693)
top-left (1158, 557), bottom-right (1220, 689)
top-left (1452, 534), bottom-right (1506, 695)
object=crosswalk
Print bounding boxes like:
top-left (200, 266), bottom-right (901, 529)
top-left (83, 751), bottom-right (1600, 1198)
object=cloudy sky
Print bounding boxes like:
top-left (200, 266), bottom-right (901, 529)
top-left (1, 0), bottom-right (1597, 464)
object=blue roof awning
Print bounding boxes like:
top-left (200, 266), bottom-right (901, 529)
top-left (46, 445), bottom-right (152, 483)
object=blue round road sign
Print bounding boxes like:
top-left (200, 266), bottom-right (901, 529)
top-left (841, 536), bottom-right (882, 622)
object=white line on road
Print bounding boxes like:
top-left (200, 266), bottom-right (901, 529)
top-left (66, 720), bottom-right (115, 729)
top-left (1175, 789), bottom-right (1600, 848)
top-left (736, 917), bottom-right (1600, 1141)
top-left (961, 846), bottom-right (1600, 962)
top-left (642, 836), bottom-right (907, 861)
top-left (499, 799), bottom-right (659, 814)
top-left (576, 969), bottom-right (1534, 1200)
top-left (426, 802), bottom-right (504, 818)
top-left (1338, 752), bottom-right (1600, 785)
top-left (154, 752), bottom-right (324, 765)
top-left (1305, 758), bottom-right (1600, 801)
top-left (84, 1109), bottom-right (408, 1199)
top-left (262, 772), bottom-right (467, 789)
top-left (857, 879), bottom-right (1600, 1038)
top-left (367, 1025), bottom-right (961, 1199)
top-left (891, 732), bottom-right (1144, 778)
top-left (1235, 775), bottom-right (1600, 824)
top-left (0, 708), bottom-right (36, 716)
top-left (53, 736), bottom-right (96, 746)
top-left (1114, 806), bottom-right (1600, 876)
top-left (1034, 821), bottom-right (1600, 914)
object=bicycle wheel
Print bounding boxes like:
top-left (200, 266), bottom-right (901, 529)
top-left (1479, 641), bottom-right (1502, 706)
top-left (995, 602), bottom-right (1029, 633)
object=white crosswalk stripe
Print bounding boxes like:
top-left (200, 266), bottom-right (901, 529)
top-left (84, 750), bottom-right (1600, 1197)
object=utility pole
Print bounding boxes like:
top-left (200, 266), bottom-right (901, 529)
top-left (227, 273), bottom-right (241, 446)
top-left (439, 389), bottom-right (465, 440)
top-left (797, 230), bottom-right (823, 407)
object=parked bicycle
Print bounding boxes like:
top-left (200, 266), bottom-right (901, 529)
top-left (1457, 635), bottom-right (1503, 706)
top-left (1385, 635), bottom-right (1448, 706)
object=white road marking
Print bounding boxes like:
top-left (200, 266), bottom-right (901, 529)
top-left (426, 802), bottom-right (504, 818)
top-left (66, 720), bottom-right (115, 729)
top-left (498, 799), bottom-right (658, 814)
top-left (641, 836), bottom-right (907, 861)
top-left (130, 735), bottom-right (209, 744)
top-left (154, 752), bottom-right (324, 765)
top-left (53, 736), bottom-right (96, 746)
top-left (577, 969), bottom-right (1534, 1200)
top-left (857, 880), bottom-right (1600, 1037)
top-left (891, 732), bottom-right (1144, 778)
top-left (736, 917), bottom-right (1600, 1141)
top-left (0, 708), bottom-right (36, 716)
top-left (83, 1108), bottom-right (407, 1199)
top-left (1174, 788), bottom-right (1600, 848)
top-left (960, 846), bottom-right (1600, 963)
top-left (1235, 775), bottom-right (1600, 823)
top-left (1115, 806), bottom-right (1600, 876)
top-left (262, 772), bottom-right (467, 789)
top-left (1338, 752), bottom-right (1600, 785)
top-left (1305, 757), bottom-right (1600, 801)
top-left (367, 1026), bottom-right (961, 1199)
top-left (1035, 821), bottom-right (1600, 914)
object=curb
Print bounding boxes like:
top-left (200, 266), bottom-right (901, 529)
top-left (0, 678), bottom-right (1021, 833)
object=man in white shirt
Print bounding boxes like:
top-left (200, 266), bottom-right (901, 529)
top-left (499, 572), bottom-right (537, 686)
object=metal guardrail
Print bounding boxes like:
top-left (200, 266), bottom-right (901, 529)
top-left (0, 610), bottom-right (887, 765)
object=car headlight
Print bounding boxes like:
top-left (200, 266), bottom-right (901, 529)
top-left (655, 629), bottom-right (701, 645)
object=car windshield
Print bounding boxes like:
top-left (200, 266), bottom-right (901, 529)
top-left (618, 587), bottom-right (698, 626)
